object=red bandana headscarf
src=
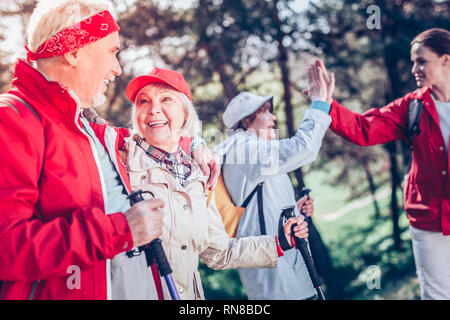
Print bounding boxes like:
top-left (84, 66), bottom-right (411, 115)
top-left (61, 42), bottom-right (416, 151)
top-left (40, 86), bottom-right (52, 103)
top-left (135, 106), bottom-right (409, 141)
top-left (25, 10), bottom-right (120, 63)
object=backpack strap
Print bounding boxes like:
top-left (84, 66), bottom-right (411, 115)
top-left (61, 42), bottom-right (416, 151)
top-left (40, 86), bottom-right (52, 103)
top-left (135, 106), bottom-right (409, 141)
top-left (407, 99), bottom-right (424, 145)
top-left (220, 141), bottom-right (267, 235)
top-left (241, 183), bottom-right (259, 207)
top-left (0, 93), bottom-right (41, 122)
top-left (256, 183), bottom-right (266, 235)
top-left (403, 99), bottom-right (424, 183)
top-left (241, 182), bottom-right (266, 235)
top-left (83, 107), bottom-right (107, 125)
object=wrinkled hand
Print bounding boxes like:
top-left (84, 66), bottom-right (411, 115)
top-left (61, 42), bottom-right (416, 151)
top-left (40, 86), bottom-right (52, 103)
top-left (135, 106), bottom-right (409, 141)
top-left (307, 60), bottom-right (328, 103)
top-left (303, 58), bottom-right (335, 105)
top-left (192, 143), bottom-right (220, 191)
top-left (124, 198), bottom-right (165, 248)
top-left (283, 215), bottom-right (308, 247)
top-left (296, 195), bottom-right (314, 217)
top-left (315, 59), bottom-right (335, 105)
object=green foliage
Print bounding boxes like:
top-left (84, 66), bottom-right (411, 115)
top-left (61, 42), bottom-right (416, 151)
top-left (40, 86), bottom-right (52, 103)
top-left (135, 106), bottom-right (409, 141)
top-left (198, 263), bottom-right (248, 300)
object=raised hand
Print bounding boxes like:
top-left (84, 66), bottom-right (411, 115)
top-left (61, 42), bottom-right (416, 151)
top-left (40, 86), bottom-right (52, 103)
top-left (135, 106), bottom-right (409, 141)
top-left (307, 60), bottom-right (328, 103)
top-left (315, 59), bottom-right (335, 104)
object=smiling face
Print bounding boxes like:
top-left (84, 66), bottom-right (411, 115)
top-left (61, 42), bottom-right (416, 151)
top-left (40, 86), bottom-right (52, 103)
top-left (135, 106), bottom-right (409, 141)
top-left (75, 31), bottom-right (122, 108)
top-left (135, 84), bottom-right (187, 152)
top-left (411, 43), bottom-right (447, 89)
top-left (245, 101), bottom-right (277, 140)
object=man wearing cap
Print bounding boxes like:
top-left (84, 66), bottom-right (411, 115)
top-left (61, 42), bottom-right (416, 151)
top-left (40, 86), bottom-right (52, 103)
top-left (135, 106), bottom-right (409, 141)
top-left (0, 0), bottom-right (216, 300)
top-left (214, 62), bottom-right (333, 299)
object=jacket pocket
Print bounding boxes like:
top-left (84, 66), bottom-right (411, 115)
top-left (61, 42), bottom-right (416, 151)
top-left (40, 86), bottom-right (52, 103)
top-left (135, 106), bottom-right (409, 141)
top-left (404, 181), bottom-right (437, 219)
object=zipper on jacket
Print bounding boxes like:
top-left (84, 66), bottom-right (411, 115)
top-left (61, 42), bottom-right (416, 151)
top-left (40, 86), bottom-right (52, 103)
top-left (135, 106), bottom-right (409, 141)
top-left (74, 108), bottom-right (111, 300)
top-left (76, 113), bottom-right (110, 207)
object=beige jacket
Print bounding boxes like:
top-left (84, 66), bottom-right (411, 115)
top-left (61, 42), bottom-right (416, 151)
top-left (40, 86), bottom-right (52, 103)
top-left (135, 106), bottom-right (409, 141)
top-left (126, 138), bottom-right (278, 300)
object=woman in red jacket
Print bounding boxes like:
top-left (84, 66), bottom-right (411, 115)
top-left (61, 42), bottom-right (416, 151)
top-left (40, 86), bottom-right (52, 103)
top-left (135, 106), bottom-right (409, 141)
top-left (312, 28), bottom-right (450, 299)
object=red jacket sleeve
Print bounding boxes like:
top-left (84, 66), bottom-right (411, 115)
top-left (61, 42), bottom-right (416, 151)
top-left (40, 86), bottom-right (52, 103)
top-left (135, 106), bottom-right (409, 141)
top-left (329, 96), bottom-right (410, 146)
top-left (0, 107), bottom-right (132, 282)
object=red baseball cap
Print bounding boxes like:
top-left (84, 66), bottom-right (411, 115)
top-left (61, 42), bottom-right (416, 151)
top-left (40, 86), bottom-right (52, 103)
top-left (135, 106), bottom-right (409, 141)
top-left (126, 67), bottom-right (192, 102)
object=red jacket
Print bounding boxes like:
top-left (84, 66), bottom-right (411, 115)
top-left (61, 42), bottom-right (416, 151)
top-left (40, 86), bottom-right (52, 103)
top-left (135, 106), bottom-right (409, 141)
top-left (0, 59), bottom-right (134, 299)
top-left (330, 87), bottom-right (450, 235)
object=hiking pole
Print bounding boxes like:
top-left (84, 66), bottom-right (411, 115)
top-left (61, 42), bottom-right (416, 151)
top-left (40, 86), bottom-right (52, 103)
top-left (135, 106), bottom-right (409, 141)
top-left (296, 187), bottom-right (325, 299)
top-left (280, 203), bottom-right (326, 300)
top-left (126, 190), bottom-right (180, 300)
top-left (298, 187), bottom-right (312, 223)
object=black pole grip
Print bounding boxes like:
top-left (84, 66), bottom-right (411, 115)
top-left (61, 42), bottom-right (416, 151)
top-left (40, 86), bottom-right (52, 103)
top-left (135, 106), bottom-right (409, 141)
top-left (299, 187), bottom-right (311, 200)
top-left (128, 190), bottom-right (155, 205)
top-left (291, 224), bottom-right (322, 289)
top-left (126, 190), bottom-right (156, 258)
top-left (149, 239), bottom-right (172, 277)
top-left (299, 187), bottom-right (311, 221)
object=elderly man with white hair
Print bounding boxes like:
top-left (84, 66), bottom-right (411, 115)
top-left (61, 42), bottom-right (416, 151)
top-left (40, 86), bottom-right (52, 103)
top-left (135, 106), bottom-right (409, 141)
top-left (0, 0), bottom-right (217, 300)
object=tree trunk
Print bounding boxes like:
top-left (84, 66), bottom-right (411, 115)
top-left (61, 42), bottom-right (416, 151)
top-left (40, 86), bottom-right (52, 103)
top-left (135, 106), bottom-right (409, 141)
top-left (385, 142), bottom-right (403, 251)
top-left (307, 221), bottom-right (345, 299)
top-left (380, 2), bottom-right (403, 251)
top-left (362, 161), bottom-right (381, 219)
top-left (203, 44), bottom-right (239, 101)
top-left (271, 0), bottom-right (304, 189)
top-left (197, 0), bottom-right (238, 102)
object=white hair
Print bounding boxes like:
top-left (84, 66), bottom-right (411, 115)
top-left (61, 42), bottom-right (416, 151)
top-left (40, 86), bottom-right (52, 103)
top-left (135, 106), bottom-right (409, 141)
top-left (129, 83), bottom-right (200, 138)
top-left (27, 0), bottom-right (113, 52)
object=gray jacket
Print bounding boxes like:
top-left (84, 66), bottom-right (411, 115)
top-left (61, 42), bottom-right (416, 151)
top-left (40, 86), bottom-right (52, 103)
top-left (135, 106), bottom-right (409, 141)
top-left (214, 108), bottom-right (331, 299)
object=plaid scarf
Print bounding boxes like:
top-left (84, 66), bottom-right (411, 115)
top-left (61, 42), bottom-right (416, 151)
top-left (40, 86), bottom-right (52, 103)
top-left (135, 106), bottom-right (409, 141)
top-left (135, 136), bottom-right (192, 186)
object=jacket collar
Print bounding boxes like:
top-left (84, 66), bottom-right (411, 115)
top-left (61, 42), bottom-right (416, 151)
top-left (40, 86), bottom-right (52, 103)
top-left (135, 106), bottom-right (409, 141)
top-left (126, 136), bottom-right (207, 190)
top-left (411, 86), bottom-right (440, 128)
top-left (136, 136), bottom-right (190, 167)
top-left (410, 86), bottom-right (430, 100)
top-left (10, 59), bottom-right (80, 117)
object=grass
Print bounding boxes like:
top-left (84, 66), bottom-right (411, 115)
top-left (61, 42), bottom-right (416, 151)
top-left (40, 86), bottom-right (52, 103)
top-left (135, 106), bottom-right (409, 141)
top-left (302, 169), bottom-right (354, 215)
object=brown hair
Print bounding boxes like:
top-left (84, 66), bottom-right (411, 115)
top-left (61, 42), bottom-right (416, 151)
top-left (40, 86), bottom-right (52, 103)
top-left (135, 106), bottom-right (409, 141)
top-left (236, 112), bottom-right (258, 130)
top-left (235, 100), bottom-right (273, 130)
top-left (411, 28), bottom-right (450, 56)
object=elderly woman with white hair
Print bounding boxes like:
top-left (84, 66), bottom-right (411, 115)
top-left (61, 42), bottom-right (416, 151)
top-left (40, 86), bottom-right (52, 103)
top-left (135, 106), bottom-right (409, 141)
top-left (118, 67), bottom-right (312, 300)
